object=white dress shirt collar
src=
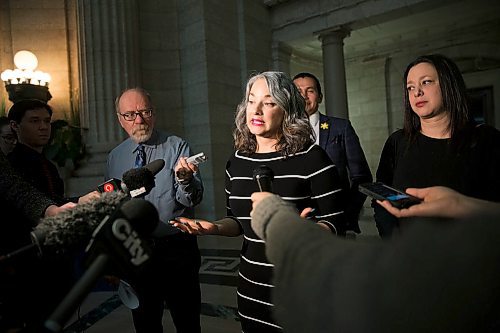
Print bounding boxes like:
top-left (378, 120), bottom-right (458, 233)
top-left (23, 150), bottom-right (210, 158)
top-left (309, 111), bottom-right (320, 145)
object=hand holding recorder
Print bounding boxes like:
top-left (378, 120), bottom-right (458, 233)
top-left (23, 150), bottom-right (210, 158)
top-left (175, 152), bottom-right (207, 184)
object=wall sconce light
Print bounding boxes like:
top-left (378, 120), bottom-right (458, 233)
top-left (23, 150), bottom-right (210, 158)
top-left (1, 50), bottom-right (52, 103)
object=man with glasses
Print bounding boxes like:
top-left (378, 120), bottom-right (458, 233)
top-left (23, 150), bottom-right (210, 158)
top-left (106, 87), bottom-right (203, 333)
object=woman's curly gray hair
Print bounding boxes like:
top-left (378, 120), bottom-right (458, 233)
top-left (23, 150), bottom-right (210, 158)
top-left (233, 71), bottom-right (313, 156)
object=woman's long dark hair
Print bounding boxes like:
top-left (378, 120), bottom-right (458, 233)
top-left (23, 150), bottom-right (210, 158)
top-left (402, 54), bottom-right (474, 148)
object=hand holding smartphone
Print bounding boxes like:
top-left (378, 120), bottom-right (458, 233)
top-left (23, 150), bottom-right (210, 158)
top-left (359, 182), bottom-right (422, 209)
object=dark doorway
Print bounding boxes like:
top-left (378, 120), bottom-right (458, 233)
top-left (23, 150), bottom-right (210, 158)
top-left (468, 86), bottom-right (494, 125)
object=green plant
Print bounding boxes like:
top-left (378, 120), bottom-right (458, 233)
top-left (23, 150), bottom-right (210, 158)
top-left (0, 99), bottom-right (7, 117)
top-left (44, 105), bottom-right (87, 168)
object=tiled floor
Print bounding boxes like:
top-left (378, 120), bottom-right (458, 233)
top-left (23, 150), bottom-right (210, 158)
top-left (61, 211), bottom-right (378, 333)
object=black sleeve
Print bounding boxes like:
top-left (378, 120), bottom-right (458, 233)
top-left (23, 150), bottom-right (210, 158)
top-left (373, 134), bottom-right (399, 238)
top-left (342, 120), bottom-right (373, 227)
top-left (0, 152), bottom-right (55, 224)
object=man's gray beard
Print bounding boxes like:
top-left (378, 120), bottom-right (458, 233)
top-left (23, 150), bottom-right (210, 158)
top-left (131, 127), bottom-right (152, 144)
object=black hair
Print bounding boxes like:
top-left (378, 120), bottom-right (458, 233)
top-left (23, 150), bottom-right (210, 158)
top-left (402, 54), bottom-right (473, 147)
top-left (7, 99), bottom-right (53, 123)
top-left (292, 72), bottom-right (323, 97)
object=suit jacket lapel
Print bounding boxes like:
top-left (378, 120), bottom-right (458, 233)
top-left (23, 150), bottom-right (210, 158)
top-left (319, 114), bottom-right (331, 149)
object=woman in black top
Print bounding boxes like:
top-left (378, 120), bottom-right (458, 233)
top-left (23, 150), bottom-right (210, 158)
top-left (374, 54), bottom-right (500, 238)
top-left (172, 71), bottom-right (345, 332)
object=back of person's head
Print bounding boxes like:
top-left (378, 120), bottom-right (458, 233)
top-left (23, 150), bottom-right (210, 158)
top-left (292, 72), bottom-right (323, 98)
top-left (8, 99), bottom-right (53, 123)
top-left (403, 54), bottom-right (472, 142)
top-left (233, 71), bottom-right (313, 156)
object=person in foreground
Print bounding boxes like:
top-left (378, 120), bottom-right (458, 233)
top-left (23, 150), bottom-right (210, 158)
top-left (171, 71), bottom-right (345, 332)
top-left (249, 188), bottom-right (500, 333)
top-left (374, 54), bottom-right (500, 238)
top-left (0, 150), bottom-right (75, 332)
top-left (3, 99), bottom-right (98, 332)
top-left (106, 88), bottom-right (203, 333)
top-left (293, 72), bottom-right (372, 233)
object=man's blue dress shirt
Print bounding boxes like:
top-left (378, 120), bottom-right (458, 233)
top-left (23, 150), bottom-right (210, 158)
top-left (105, 130), bottom-right (203, 236)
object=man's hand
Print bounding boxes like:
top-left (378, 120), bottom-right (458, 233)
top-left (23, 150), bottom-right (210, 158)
top-left (174, 157), bottom-right (199, 184)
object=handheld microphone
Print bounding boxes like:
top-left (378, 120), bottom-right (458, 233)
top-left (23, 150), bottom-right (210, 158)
top-left (34, 192), bottom-right (127, 254)
top-left (97, 178), bottom-right (122, 193)
top-left (44, 198), bottom-right (158, 332)
top-left (0, 160), bottom-right (166, 261)
top-left (121, 159), bottom-right (165, 198)
top-left (253, 165), bottom-right (274, 192)
top-left (0, 192), bottom-right (127, 262)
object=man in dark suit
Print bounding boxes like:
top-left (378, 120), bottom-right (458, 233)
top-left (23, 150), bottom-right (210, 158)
top-left (293, 72), bottom-right (372, 233)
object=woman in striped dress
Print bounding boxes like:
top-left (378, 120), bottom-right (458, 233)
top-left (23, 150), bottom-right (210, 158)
top-left (172, 71), bottom-right (345, 332)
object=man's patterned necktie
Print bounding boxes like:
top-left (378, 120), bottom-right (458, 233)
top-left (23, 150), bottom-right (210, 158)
top-left (135, 144), bottom-right (146, 168)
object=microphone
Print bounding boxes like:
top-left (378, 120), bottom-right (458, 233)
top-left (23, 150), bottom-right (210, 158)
top-left (0, 160), bottom-right (166, 262)
top-left (97, 178), bottom-right (122, 193)
top-left (34, 191), bottom-right (127, 255)
top-left (44, 198), bottom-right (158, 332)
top-left (97, 159), bottom-right (165, 195)
top-left (121, 159), bottom-right (165, 197)
top-left (0, 192), bottom-right (127, 262)
top-left (253, 165), bottom-right (274, 192)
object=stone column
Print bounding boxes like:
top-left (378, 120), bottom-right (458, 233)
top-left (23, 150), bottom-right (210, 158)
top-left (76, 0), bottom-right (140, 151)
top-left (271, 41), bottom-right (292, 75)
top-left (318, 27), bottom-right (350, 119)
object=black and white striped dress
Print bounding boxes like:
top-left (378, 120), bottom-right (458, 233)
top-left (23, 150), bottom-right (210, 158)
top-left (225, 144), bottom-right (344, 332)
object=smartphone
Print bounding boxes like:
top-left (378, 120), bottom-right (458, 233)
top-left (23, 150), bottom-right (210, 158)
top-left (359, 182), bottom-right (422, 209)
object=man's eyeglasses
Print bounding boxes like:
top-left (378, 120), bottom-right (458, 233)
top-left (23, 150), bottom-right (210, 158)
top-left (117, 108), bottom-right (154, 121)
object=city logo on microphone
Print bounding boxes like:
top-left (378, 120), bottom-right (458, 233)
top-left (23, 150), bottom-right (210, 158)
top-left (111, 218), bottom-right (150, 265)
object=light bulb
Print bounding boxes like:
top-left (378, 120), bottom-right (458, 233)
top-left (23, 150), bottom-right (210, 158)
top-left (14, 50), bottom-right (38, 71)
top-left (1, 69), bottom-right (13, 82)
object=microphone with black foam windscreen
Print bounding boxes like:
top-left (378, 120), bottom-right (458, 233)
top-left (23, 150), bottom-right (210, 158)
top-left (0, 192), bottom-right (127, 262)
top-left (121, 158), bottom-right (165, 197)
top-left (44, 198), bottom-right (159, 332)
top-left (253, 165), bottom-right (274, 192)
top-left (0, 160), bottom-right (165, 262)
top-left (97, 159), bottom-right (165, 195)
